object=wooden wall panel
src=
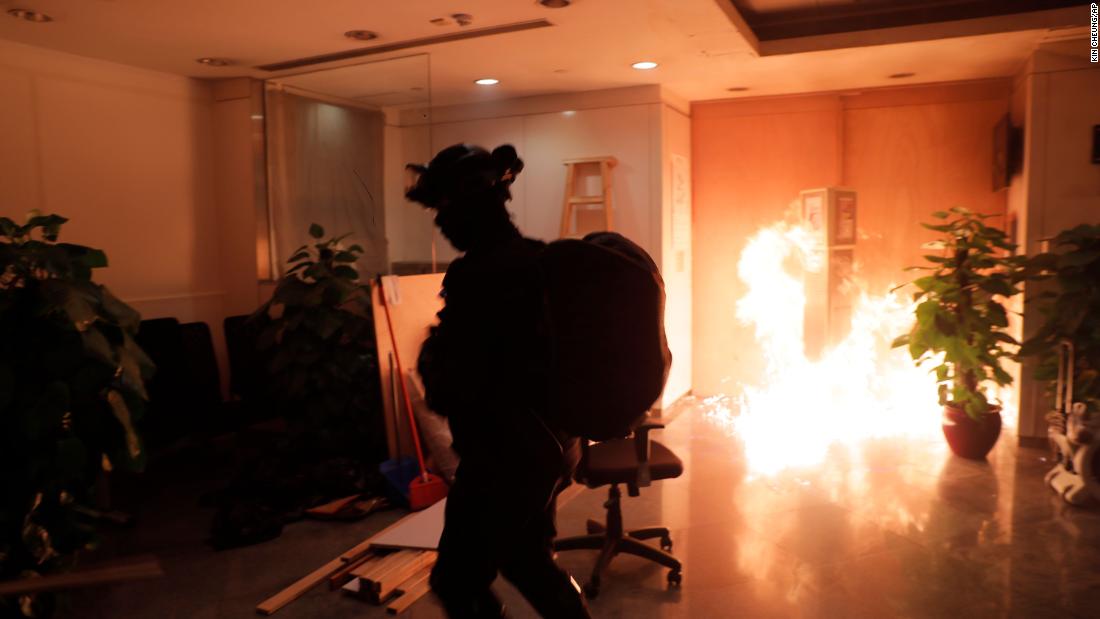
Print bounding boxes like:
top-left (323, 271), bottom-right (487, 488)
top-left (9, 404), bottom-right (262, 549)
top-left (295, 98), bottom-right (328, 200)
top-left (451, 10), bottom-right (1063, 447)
top-left (844, 95), bottom-right (1009, 292)
top-left (692, 82), bottom-right (1009, 397)
top-left (692, 96), bottom-right (841, 395)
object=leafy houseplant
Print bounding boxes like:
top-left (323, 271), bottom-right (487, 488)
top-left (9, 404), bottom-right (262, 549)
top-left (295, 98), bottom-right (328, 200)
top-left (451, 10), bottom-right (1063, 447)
top-left (0, 212), bottom-right (151, 615)
top-left (252, 224), bottom-right (384, 461)
top-left (893, 207), bottom-right (1025, 458)
top-left (1020, 224), bottom-right (1100, 415)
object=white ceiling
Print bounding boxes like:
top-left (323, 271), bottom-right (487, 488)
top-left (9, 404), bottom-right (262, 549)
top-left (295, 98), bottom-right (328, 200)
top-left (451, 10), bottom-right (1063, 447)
top-left (0, 0), bottom-right (1080, 106)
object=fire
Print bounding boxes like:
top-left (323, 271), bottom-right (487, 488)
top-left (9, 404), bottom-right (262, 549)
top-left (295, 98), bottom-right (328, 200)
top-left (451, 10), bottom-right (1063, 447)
top-left (706, 219), bottom-right (1016, 476)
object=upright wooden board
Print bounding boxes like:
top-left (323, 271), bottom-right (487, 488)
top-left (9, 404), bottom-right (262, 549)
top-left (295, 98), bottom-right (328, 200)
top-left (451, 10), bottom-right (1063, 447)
top-left (371, 273), bottom-right (445, 460)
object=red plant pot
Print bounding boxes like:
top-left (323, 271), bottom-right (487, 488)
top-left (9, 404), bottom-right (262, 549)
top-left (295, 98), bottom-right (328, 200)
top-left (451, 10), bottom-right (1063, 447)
top-left (942, 404), bottom-right (1002, 460)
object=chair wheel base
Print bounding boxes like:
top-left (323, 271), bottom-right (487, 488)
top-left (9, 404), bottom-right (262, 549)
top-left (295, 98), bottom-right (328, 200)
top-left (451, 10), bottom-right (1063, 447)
top-left (667, 569), bottom-right (682, 587)
top-left (583, 581), bottom-right (600, 599)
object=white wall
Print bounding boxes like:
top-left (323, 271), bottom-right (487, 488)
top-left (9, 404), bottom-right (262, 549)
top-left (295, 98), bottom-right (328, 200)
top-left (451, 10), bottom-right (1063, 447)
top-left (659, 103), bottom-right (693, 407)
top-left (1011, 39), bottom-right (1100, 439)
top-left (0, 39), bottom-right (239, 391)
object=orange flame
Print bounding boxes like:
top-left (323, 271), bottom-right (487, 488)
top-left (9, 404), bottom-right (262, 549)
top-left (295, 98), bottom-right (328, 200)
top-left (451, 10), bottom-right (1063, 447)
top-left (707, 220), bottom-right (1016, 477)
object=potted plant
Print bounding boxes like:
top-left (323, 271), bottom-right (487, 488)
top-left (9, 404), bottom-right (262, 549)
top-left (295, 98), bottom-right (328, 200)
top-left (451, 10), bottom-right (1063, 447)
top-left (0, 212), bottom-right (152, 616)
top-left (893, 207), bottom-right (1025, 459)
top-left (251, 223), bottom-right (384, 461)
top-left (1019, 223), bottom-right (1100, 424)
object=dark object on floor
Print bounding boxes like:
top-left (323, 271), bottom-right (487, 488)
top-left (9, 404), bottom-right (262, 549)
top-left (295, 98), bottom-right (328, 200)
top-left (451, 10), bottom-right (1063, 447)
top-left (942, 404), bottom-right (1002, 460)
top-left (207, 452), bottom-right (383, 550)
top-left (553, 422), bottom-right (683, 598)
top-left (209, 501), bottom-right (284, 551)
top-left (254, 512), bottom-right (413, 615)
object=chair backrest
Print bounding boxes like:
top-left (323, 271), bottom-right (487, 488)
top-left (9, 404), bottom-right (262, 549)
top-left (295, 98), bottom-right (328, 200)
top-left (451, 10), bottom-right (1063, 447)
top-left (135, 317), bottom-right (185, 445)
top-left (179, 321), bottom-right (222, 409)
top-left (223, 314), bottom-right (266, 401)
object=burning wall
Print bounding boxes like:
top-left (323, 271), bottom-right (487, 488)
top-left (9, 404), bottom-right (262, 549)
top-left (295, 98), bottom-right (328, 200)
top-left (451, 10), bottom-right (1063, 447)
top-left (692, 81), bottom-right (1011, 398)
top-left (691, 82), bottom-right (1014, 473)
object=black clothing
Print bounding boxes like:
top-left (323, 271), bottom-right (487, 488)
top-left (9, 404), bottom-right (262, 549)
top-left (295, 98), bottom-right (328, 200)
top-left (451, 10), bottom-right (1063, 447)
top-left (418, 224), bottom-right (590, 618)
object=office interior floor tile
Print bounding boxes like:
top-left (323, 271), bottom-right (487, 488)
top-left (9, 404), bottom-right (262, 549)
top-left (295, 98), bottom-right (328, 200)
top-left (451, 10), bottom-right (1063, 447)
top-left (66, 401), bottom-right (1100, 618)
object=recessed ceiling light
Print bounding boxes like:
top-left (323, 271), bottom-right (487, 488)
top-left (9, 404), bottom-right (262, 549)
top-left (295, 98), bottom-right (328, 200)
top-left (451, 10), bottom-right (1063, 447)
top-left (538, 0), bottom-right (572, 7)
top-left (889, 72), bottom-right (916, 79)
top-left (7, 8), bottom-right (52, 22)
top-left (196, 57), bottom-right (233, 67)
top-left (344, 30), bottom-right (378, 41)
top-left (632, 61), bottom-right (658, 70)
top-left (474, 78), bottom-right (499, 86)
top-left (727, 87), bottom-right (750, 92)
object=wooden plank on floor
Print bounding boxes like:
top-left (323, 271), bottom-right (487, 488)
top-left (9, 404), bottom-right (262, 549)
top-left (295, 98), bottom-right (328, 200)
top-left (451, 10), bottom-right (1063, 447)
top-left (359, 551), bottom-right (423, 603)
top-left (353, 550), bottom-right (413, 582)
top-left (375, 552), bottom-right (436, 601)
top-left (385, 570), bottom-right (433, 615)
top-left (327, 553), bottom-right (375, 590)
top-left (255, 513), bottom-right (408, 615)
top-left (0, 555), bottom-right (163, 596)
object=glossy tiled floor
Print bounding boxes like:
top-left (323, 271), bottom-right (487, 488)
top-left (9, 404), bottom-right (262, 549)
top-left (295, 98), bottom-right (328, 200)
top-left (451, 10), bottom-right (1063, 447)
top-left (70, 400), bottom-right (1100, 618)
top-left (547, 403), bottom-right (1100, 619)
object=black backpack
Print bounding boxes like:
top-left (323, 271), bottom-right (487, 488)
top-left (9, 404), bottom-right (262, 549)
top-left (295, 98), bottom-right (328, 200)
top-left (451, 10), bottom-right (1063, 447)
top-left (538, 232), bottom-right (671, 441)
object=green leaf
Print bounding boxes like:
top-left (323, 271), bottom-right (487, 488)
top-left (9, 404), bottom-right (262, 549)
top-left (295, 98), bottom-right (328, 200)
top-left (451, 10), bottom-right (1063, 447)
top-left (987, 302), bottom-right (1008, 328)
top-left (979, 277), bottom-right (1015, 297)
top-left (1060, 249), bottom-right (1100, 268)
top-left (921, 223), bottom-right (952, 232)
top-left (81, 247), bottom-right (108, 269)
top-left (107, 390), bottom-right (143, 461)
top-left (0, 217), bottom-right (19, 238)
top-left (81, 328), bottom-right (116, 366)
top-left (931, 211), bottom-right (949, 219)
top-left (309, 223), bottom-right (324, 239)
top-left (915, 300), bottom-right (938, 328)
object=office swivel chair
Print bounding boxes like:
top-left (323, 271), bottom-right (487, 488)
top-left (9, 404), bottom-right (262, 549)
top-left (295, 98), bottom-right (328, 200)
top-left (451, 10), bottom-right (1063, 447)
top-left (553, 422), bottom-right (683, 598)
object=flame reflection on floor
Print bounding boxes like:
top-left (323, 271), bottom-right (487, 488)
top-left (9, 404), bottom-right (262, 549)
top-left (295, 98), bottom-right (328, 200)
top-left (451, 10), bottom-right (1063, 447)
top-left (706, 220), bottom-right (1016, 477)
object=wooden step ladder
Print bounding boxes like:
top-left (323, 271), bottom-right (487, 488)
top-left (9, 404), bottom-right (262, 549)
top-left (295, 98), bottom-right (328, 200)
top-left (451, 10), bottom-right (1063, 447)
top-left (560, 156), bottom-right (617, 238)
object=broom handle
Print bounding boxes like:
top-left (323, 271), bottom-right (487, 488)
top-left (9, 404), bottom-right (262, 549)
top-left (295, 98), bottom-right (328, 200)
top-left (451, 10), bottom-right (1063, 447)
top-left (377, 276), bottom-right (430, 482)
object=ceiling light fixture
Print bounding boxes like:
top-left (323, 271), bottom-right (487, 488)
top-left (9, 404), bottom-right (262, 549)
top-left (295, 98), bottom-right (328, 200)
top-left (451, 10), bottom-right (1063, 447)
top-left (727, 87), bottom-right (749, 92)
top-left (474, 78), bottom-right (499, 85)
top-left (888, 72), bottom-right (915, 79)
top-left (344, 30), bottom-right (378, 41)
top-left (538, 0), bottom-right (571, 7)
top-left (7, 8), bottom-right (52, 22)
top-left (631, 61), bottom-right (658, 70)
top-left (196, 57), bottom-right (233, 67)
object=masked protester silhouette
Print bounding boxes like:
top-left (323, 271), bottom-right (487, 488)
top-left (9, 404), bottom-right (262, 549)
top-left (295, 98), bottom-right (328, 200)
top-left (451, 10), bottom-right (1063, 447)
top-left (408, 144), bottom-right (592, 619)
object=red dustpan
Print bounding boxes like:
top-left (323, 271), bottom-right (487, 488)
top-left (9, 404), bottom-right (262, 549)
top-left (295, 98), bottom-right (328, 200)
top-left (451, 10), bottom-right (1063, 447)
top-left (378, 276), bottom-right (448, 511)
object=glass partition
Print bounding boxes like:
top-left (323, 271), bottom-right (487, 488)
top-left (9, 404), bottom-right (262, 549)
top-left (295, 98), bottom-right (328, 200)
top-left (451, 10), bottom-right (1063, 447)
top-left (263, 54), bottom-right (436, 278)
